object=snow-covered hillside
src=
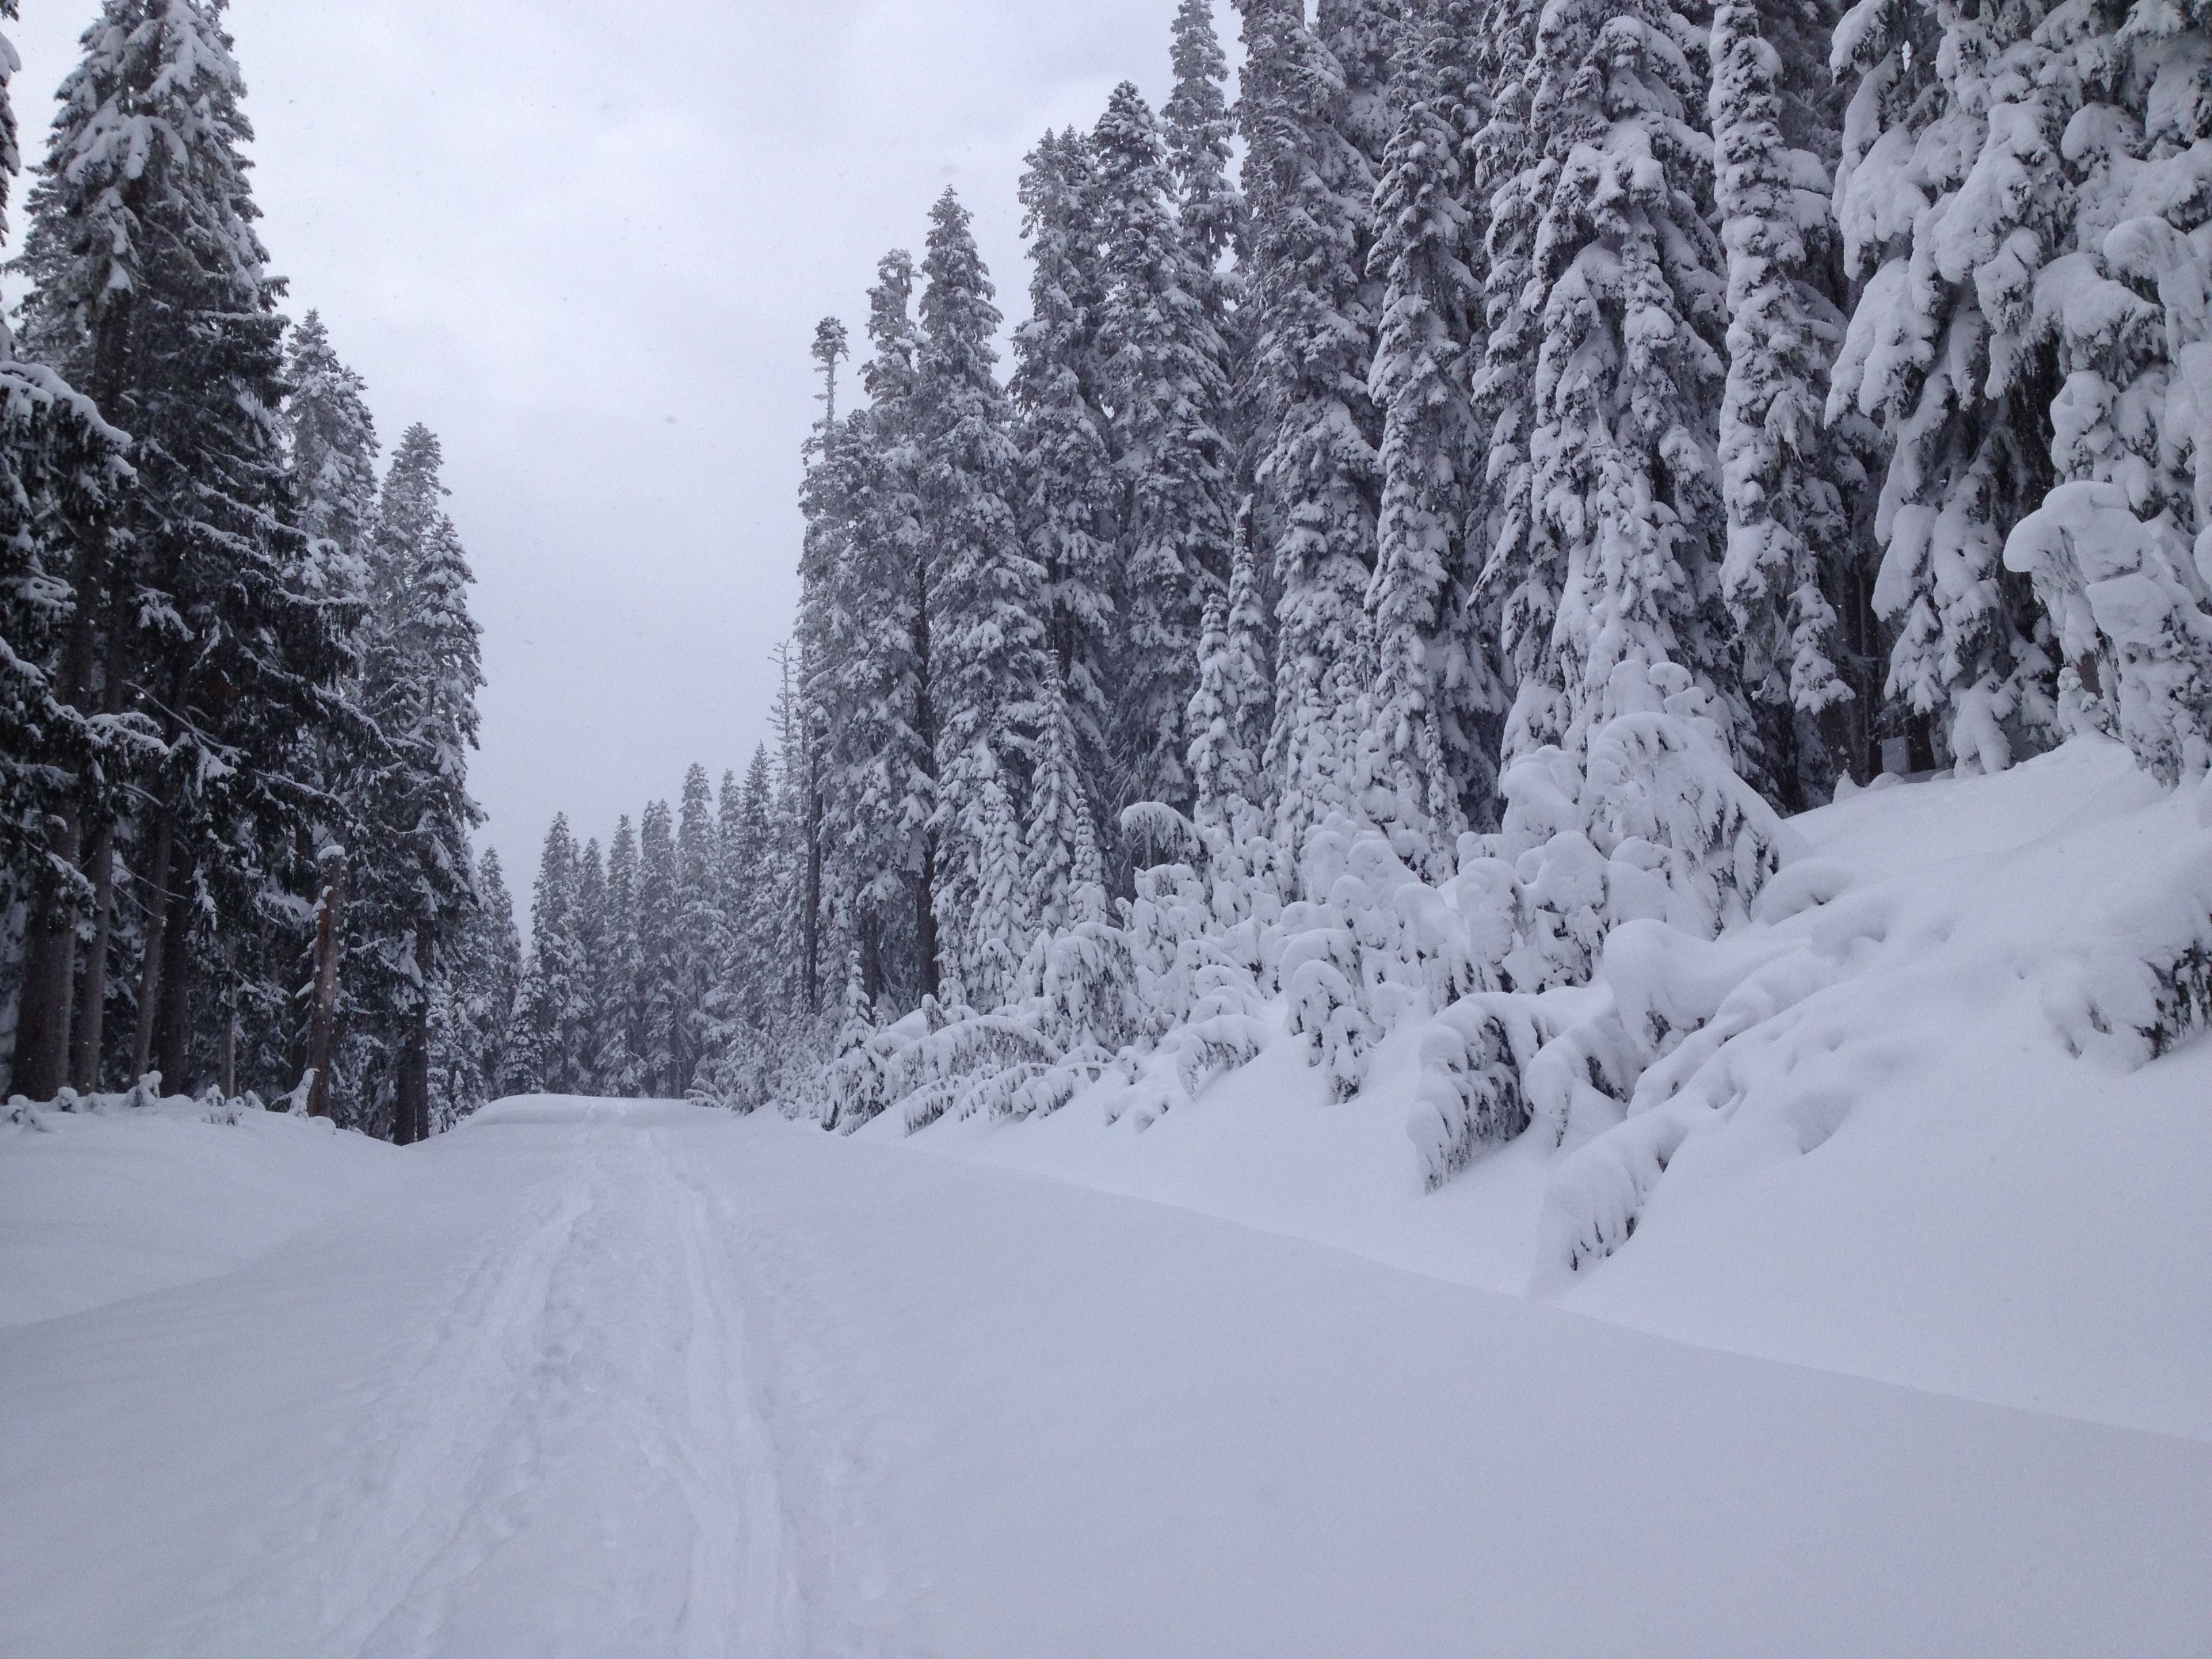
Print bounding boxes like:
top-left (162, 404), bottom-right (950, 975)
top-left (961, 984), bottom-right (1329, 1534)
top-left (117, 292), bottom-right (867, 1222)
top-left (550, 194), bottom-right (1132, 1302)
top-left (3, 740), bottom-right (2207, 1656)
top-left (900, 735), bottom-right (2212, 1439)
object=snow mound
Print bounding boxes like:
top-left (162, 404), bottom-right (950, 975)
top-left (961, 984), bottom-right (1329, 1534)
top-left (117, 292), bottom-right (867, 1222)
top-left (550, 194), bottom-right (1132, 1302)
top-left (904, 737), bottom-right (2212, 1438)
top-left (0, 1101), bottom-right (403, 1328)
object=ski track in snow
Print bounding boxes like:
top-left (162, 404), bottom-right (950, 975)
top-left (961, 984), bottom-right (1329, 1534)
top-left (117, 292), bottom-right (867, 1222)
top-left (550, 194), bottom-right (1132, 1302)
top-left (5, 1096), bottom-right (2209, 1658)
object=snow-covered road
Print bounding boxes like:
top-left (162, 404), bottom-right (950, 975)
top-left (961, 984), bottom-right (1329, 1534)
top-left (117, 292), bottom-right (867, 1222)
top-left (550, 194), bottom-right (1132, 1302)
top-left (5, 1097), bottom-right (2206, 1658)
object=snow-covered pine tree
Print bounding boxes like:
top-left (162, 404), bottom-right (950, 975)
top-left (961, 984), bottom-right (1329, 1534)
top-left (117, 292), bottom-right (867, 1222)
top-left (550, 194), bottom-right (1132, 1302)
top-left (1027, 668), bottom-right (1107, 940)
top-left (1827, 0), bottom-right (2062, 773)
top-left (350, 425), bottom-right (484, 1140)
top-left (1165, 0), bottom-right (1248, 281)
top-left (793, 319), bottom-right (848, 1013)
top-left (817, 253), bottom-right (930, 1007)
top-left (1710, 0), bottom-right (1868, 803)
top-left (1992, 0), bottom-right (2212, 783)
top-left (672, 762), bottom-right (724, 1092)
top-left (569, 837), bottom-right (609, 1088)
top-left (596, 813), bottom-right (646, 1095)
top-left (1235, 0), bottom-right (1388, 848)
top-left (512, 814), bottom-right (585, 1096)
top-left (634, 797), bottom-right (681, 1093)
top-left (1366, 0), bottom-right (1504, 867)
top-left (0, 0), bottom-right (132, 1100)
top-left (1467, 0), bottom-right (1558, 762)
top-left (14, 0), bottom-right (345, 1099)
top-left (1011, 129), bottom-right (1117, 856)
top-left (916, 188), bottom-right (1046, 1001)
top-left (1093, 81), bottom-right (1239, 815)
top-left (430, 844), bottom-right (518, 1121)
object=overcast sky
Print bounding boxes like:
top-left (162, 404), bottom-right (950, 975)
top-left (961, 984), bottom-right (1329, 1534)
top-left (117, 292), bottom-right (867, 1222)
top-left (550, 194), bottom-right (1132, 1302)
top-left (9, 0), bottom-right (1240, 897)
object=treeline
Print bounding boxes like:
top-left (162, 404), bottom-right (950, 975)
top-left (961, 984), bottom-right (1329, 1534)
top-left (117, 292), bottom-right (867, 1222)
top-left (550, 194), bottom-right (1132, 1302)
top-left (507, 0), bottom-right (2212, 1122)
top-left (503, 745), bottom-right (802, 1108)
top-left (0, 1), bottom-right (490, 1141)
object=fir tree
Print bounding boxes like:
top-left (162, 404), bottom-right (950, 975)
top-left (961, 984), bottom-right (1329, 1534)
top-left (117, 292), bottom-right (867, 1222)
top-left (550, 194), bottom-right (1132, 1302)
top-left (1011, 129), bottom-right (1116, 844)
top-left (514, 814), bottom-right (585, 1094)
top-left (1827, 0), bottom-right (2061, 772)
top-left (597, 815), bottom-right (645, 1094)
top-left (14, 0), bottom-right (344, 1097)
top-left (1094, 81), bottom-right (1238, 814)
top-left (672, 761), bottom-right (723, 1092)
top-left (1509, 0), bottom-right (1736, 756)
top-left (634, 797), bottom-right (680, 1092)
top-left (350, 425), bottom-right (484, 1139)
top-left (1710, 0), bottom-right (1868, 800)
top-left (0, 0), bottom-right (131, 1099)
top-left (1235, 0), bottom-right (1387, 848)
top-left (916, 188), bottom-right (1044, 998)
top-left (1366, 0), bottom-right (1502, 865)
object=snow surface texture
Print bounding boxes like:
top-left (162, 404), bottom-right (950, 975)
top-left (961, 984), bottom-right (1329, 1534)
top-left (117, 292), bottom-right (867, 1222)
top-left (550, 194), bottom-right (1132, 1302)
top-left (4, 1098), bottom-right (2207, 1658)
top-left (4, 739), bottom-right (2209, 1654)
top-left (907, 735), bottom-right (2212, 1441)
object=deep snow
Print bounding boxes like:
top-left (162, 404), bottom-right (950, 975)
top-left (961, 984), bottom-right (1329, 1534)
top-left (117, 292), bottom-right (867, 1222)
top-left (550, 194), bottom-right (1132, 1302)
top-left (4, 739), bottom-right (2209, 1656)
top-left (4, 1098), bottom-right (2207, 1658)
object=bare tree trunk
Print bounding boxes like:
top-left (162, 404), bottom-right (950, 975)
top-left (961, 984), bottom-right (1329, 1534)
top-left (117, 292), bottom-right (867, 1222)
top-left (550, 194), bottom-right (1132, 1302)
top-left (130, 815), bottom-right (174, 1084)
top-left (217, 977), bottom-right (237, 1099)
top-left (301, 848), bottom-right (344, 1119)
top-left (804, 777), bottom-right (823, 1015)
top-left (12, 834), bottom-right (79, 1101)
top-left (394, 998), bottom-right (430, 1145)
top-left (69, 820), bottom-right (119, 1092)
top-left (915, 836), bottom-right (940, 1003)
top-left (152, 840), bottom-right (195, 1092)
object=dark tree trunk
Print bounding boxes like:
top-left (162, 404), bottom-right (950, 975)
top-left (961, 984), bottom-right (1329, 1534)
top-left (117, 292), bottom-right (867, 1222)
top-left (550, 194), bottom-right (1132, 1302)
top-left (12, 831), bottom-right (80, 1101)
top-left (804, 778), bottom-right (823, 1015)
top-left (152, 840), bottom-right (196, 1092)
top-left (394, 998), bottom-right (430, 1145)
top-left (302, 848), bottom-right (344, 1119)
top-left (915, 835), bottom-right (940, 1003)
top-left (130, 814), bottom-right (174, 1084)
top-left (68, 819), bottom-right (119, 1092)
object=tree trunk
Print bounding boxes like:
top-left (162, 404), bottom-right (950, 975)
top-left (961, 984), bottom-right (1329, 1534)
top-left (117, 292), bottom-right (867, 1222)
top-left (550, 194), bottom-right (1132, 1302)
top-left (301, 848), bottom-right (344, 1119)
top-left (12, 830), bottom-right (80, 1101)
top-left (916, 834), bottom-right (940, 1003)
top-left (152, 839), bottom-right (195, 1092)
top-left (394, 998), bottom-right (430, 1145)
top-left (68, 819), bottom-right (119, 1092)
top-left (130, 815), bottom-right (174, 1085)
top-left (217, 978), bottom-right (237, 1100)
top-left (804, 778), bottom-right (823, 1015)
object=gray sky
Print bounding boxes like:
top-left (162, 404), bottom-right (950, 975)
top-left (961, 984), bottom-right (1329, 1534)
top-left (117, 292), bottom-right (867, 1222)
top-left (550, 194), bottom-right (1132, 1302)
top-left (9, 0), bottom-right (1238, 897)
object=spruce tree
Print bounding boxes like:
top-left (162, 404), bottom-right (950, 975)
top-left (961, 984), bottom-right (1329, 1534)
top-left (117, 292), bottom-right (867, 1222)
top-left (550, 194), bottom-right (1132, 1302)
top-left (634, 797), bottom-right (680, 1092)
top-left (350, 425), bottom-right (484, 1139)
top-left (14, 0), bottom-right (344, 1097)
top-left (1011, 129), bottom-right (1117, 844)
top-left (1827, 0), bottom-right (2059, 772)
top-left (1366, 0), bottom-right (1501, 865)
top-left (597, 814), bottom-right (645, 1094)
top-left (1504, 0), bottom-right (1737, 757)
top-left (672, 761), bottom-right (723, 1092)
top-left (916, 188), bottom-right (1043, 999)
top-left (570, 837), bottom-right (609, 1088)
top-left (513, 814), bottom-right (585, 1095)
top-left (1093, 81), bottom-right (1238, 814)
top-left (1235, 0), bottom-right (1387, 847)
top-left (0, 0), bottom-right (131, 1099)
top-left (1711, 0), bottom-right (1868, 800)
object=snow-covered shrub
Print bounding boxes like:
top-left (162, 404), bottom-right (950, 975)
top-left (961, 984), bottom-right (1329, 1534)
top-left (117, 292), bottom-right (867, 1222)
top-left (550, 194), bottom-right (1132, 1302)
top-left (1408, 995), bottom-right (1553, 1187)
top-left (5, 1075), bottom-right (266, 1130)
top-left (2043, 827), bottom-right (2212, 1066)
top-left (2004, 481), bottom-right (2212, 785)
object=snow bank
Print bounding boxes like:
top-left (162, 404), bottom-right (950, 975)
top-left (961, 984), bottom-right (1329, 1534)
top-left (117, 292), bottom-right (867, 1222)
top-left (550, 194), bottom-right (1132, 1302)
top-left (0, 1097), bottom-right (402, 1328)
top-left (897, 736), bottom-right (2212, 1439)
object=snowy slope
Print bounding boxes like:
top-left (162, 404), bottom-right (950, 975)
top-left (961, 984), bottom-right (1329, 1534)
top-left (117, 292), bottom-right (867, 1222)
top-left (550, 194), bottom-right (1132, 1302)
top-left (4, 1099), bottom-right (2206, 1658)
top-left (897, 737), bottom-right (2212, 1439)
